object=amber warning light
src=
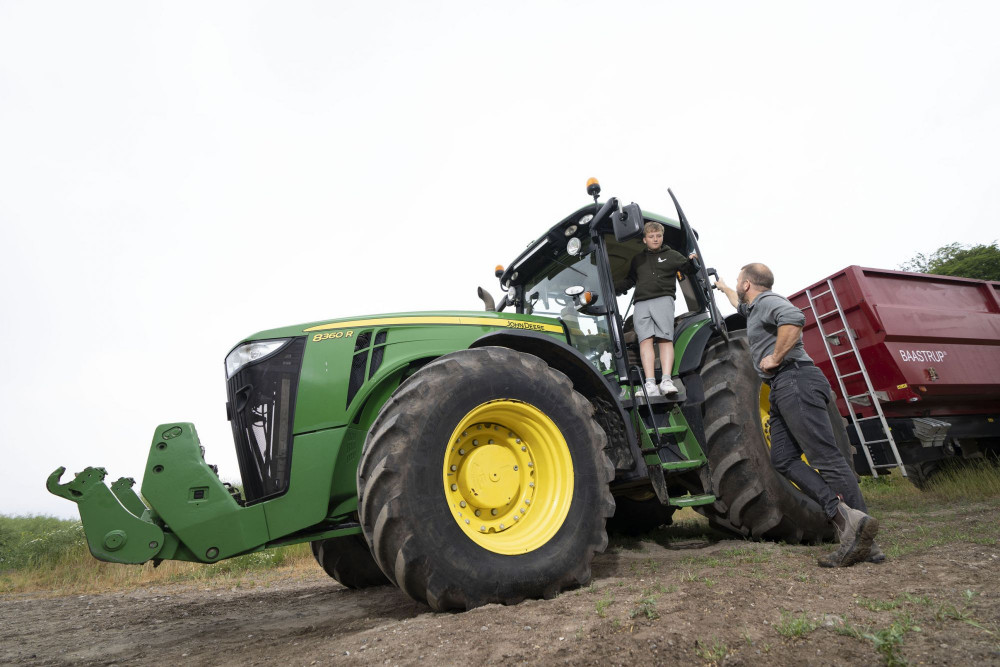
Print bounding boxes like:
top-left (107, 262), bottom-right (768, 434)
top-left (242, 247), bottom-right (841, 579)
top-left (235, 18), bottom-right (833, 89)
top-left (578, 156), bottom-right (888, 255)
top-left (495, 265), bottom-right (504, 278)
top-left (586, 177), bottom-right (601, 202)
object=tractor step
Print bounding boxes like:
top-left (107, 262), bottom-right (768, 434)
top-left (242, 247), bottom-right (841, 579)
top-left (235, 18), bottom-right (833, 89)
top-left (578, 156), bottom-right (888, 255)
top-left (659, 460), bottom-right (703, 472)
top-left (647, 425), bottom-right (688, 436)
top-left (668, 493), bottom-right (716, 508)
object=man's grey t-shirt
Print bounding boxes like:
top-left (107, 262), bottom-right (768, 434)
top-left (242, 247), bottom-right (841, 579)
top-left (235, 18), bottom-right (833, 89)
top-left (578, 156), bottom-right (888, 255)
top-left (737, 291), bottom-right (812, 380)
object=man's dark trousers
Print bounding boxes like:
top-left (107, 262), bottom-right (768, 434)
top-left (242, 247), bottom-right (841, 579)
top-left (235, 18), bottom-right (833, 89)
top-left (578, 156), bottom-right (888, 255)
top-left (767, 363), bottom-right (868, 517)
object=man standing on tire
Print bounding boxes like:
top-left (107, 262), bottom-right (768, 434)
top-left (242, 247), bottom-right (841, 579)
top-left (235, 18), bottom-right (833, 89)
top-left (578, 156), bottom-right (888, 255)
top-left (618, 221), bottom-right (696, 397)
top-left (715, 263), bottom-right (883, 567)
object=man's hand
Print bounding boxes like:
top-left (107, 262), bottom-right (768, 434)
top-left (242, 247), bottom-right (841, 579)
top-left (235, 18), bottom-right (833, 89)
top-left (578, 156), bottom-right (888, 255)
top-left (714, 276), bottom-right (728, 291)
top-left (760, 354), bottom-right (781, 372)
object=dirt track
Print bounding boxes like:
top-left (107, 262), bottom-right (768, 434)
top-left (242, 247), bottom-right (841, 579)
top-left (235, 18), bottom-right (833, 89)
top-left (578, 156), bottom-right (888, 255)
top-left (3, 503), bottom-right (999, 666)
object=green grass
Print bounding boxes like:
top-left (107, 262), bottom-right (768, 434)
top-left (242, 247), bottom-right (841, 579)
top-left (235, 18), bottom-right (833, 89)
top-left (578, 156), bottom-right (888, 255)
top-left (860, 460), bottom-right (1000, 510)
top-left (0, 514), bottom-right (313, 594)
top-left (629, 595), bottom-right (660, 620)
top-left (694, 637), bottom-right (728, 663)
top-left (775, 611), bottom-right (819, 638)
top-left (837, 612), bottom-right (920, 667)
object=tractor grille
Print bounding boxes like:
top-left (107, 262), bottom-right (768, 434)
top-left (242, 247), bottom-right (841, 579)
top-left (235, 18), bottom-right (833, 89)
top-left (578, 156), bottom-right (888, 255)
top-left (226, 337), bottom-right (306, 504)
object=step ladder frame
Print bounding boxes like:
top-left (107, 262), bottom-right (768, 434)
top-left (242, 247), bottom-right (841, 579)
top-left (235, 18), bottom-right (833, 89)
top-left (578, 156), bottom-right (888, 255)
top-left (805, 280), bottom-right (906, 477)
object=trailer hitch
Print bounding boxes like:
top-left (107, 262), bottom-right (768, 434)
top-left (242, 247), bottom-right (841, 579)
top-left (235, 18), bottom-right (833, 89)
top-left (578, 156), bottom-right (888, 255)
top-left (47, 466), bottom-right (165, 564)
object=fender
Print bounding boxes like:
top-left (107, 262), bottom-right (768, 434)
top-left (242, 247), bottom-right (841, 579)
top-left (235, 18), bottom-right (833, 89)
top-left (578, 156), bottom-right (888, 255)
top-left (676, 316), bottom-right (720, 376)
top-left (470, 330), bottom-right (645, 477)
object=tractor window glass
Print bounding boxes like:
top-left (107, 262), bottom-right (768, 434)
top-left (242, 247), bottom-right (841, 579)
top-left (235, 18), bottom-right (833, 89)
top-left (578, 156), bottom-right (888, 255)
top-left (523, 249), bottom-right (615, 373)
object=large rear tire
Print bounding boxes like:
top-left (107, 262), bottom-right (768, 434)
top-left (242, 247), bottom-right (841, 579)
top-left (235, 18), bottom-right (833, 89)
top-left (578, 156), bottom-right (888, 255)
top-left (310, 534), bottom-right (389, 589)
top-left (357, 346), bottom-right (615, 611)
top-left (698, 332), bottom-right (833, 543)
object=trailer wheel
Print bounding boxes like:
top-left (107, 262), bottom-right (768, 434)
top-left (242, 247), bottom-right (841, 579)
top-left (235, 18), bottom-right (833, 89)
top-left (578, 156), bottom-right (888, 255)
top-left (357, 346), bottom-right (615, 611)
top-left (310, 534), bottom-right (389, 589)
top-left (697, 332), bottom-right (833, 543)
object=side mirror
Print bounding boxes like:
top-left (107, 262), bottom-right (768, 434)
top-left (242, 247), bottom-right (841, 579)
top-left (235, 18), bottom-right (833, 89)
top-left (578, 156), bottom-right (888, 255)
top-left (613, 202), bottom-right (644, 242)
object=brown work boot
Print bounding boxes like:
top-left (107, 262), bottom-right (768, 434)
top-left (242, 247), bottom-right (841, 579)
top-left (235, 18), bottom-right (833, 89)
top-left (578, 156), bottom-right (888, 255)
top-left (866, 542), bottom-right (886, 564)
top-left (817, 502), bottom-right (878, 568)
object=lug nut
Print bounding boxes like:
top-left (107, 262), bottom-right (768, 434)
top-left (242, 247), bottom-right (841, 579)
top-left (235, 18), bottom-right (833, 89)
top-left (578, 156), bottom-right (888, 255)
top-left (525, 499), bottom-right (531, 504)
top-left (520, 508), bottom-right (526, 513)
top-left (460, 501), bottom-right (467, 508)
top-left (451, 465), bottom-right (457, 471)
top-left (459, 448), bottom-right (466, 455)
top-left (513, 465), bottom-right (518, 471)
top-left (529, 482), bottom-right (535, 488)
top-left (451, 484), bottom-right (458, 491)
top-left (462, 431), bottom-right (468, 437)
top-left (491, 509), bottom-right (498, 516)
top-left (516, 438), bottom-right (521, 444)
top-left (475, 510), bottom-right (481, 517)
top-left (499, 523), bottom-right (505, 529)
top-left (508, 432), bottom-right (514, 437)
top-left (477, 425), bottom-right (482, 430)
top-left (527, 462), bottom-right (533, 467)
top-left (488, 439), bottom-right (494, 445)
top-left (513, 515), bottom-right (519, 521)
top-left (480, 526), bottom-right (486, 532)
top-left (521, 446), bottom-right (527, 452)
top-left (465, 519), bottom-right (470, 524)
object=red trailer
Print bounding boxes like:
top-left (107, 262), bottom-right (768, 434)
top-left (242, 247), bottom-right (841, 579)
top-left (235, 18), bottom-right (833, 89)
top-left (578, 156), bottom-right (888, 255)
top-left (787, 266), bottom-right (1000, 483)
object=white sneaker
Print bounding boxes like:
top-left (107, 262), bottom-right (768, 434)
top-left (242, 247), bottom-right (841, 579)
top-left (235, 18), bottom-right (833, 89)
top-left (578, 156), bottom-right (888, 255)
top-left (659, 377), bottom-right (678, 394)
top-left (643, 380), bottom-right (661, 397)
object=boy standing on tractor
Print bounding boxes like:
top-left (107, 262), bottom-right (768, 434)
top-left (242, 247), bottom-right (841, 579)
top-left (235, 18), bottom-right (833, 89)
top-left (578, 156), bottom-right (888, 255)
top-left (619, 221), bottom-right (696, 397)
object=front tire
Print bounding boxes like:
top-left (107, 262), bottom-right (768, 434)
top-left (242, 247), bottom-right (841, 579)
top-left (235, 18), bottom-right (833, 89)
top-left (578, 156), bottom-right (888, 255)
top-left (357, 346), bottom-right (615, 611)
top-left (698, 332), bottom-right (833, 543)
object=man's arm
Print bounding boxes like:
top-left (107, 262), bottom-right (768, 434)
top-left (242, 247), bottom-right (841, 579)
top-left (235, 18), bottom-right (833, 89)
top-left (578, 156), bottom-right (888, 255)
top-left (760, 324), bottom-right (802, 372)
top-left (714, 277), bottom-right (739, 309)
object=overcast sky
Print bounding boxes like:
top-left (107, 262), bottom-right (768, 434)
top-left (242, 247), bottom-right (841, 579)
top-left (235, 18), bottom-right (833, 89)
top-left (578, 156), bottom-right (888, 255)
top-left (2, 1), bottom-right (998, 519)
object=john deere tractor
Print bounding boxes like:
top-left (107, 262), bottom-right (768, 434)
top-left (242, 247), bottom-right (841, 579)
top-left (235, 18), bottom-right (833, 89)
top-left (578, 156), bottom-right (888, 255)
top-left (49, 180), bottom-right (845, 610)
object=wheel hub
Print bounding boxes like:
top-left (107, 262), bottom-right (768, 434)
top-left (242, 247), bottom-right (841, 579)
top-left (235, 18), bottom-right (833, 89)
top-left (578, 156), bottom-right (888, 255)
top-left (442, 399), bottom-right (573, 555)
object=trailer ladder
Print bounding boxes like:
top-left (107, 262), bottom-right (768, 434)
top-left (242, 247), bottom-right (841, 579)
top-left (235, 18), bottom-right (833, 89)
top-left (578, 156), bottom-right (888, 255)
top-left (805, 279), bottom-right (906, 478)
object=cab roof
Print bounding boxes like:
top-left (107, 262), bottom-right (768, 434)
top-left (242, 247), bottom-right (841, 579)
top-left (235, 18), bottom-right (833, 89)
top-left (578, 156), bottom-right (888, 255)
top-left (499, 202), bottom-right (681, 288)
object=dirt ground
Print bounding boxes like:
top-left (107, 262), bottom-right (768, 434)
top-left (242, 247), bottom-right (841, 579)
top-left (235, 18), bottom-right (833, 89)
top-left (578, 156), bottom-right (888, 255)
top-left (3, 502), bottom-right (999, 666)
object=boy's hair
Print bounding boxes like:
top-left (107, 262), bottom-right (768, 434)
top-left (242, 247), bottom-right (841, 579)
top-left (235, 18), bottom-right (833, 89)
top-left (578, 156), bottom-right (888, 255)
top-left (643, 221), bottom-right (664, 236)
top-left (740, 263), bottom-right (774, 289)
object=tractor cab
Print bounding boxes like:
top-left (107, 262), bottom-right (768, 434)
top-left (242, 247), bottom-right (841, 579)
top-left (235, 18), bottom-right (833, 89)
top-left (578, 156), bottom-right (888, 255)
top-left (496, 181), bottom-right (725, 386)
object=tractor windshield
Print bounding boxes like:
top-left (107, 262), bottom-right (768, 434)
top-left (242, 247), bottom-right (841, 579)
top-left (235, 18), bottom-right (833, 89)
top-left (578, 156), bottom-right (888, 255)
top-left (523, 241), bottom-right (615, 373)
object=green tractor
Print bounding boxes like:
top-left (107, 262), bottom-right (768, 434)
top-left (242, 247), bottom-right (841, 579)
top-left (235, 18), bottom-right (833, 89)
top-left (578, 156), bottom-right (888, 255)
top-left (49, 180), bottom-right (842, 610)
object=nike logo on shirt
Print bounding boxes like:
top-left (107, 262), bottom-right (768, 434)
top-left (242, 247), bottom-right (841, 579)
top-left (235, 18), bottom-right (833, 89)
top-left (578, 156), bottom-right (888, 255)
top-left (658, 257), bottom-right (669, 262)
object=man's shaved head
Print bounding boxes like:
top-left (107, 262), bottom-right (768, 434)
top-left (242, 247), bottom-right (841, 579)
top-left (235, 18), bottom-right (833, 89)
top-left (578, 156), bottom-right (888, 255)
top-left (740, 263), bottom-right (774, 290)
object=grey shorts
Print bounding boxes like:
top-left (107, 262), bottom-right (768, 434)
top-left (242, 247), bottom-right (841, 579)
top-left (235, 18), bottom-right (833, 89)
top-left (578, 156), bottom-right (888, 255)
top-left (634, 295), bottom-right (675, 342)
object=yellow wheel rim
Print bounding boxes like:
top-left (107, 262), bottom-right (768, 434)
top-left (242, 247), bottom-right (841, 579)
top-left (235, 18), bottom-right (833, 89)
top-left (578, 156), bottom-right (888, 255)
top-left (442, 399), bottom-right (574, 555)
top-left (759, 383), bottom-right (772, 448)
top-left (759, 382), bottom-right (812, 470)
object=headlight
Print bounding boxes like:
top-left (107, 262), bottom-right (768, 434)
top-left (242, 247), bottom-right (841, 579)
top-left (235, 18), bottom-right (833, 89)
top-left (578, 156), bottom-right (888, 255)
top-left (225, 339), bottom-right (290, 379)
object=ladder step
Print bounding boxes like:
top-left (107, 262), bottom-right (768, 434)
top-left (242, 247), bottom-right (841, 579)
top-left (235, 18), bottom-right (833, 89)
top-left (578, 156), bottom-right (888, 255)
top-left (872, 463), bottom-right (900, 468)
top-left (817, 309), bottom-right (840, 319)
top-left (855, 415), bottom-right (882, 422)
top-left (826, 328), bottom-right (847, 336)
top-left (847, 394), bottom-right (871, 401)
top-left (660, 460), bottom-right (703, 472)
top-left (647, 425), bottom-right (688, 436)
top-left (810, 289), bottom-right (832, 299)
top-left (668, 493), bottom-right (716, 508)
top-left (833, 350), bottom-right (854, 358)
top-left (862, 438), bottom-right (890, 445)
top-left (838, 370), bottom-right (864, 379)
